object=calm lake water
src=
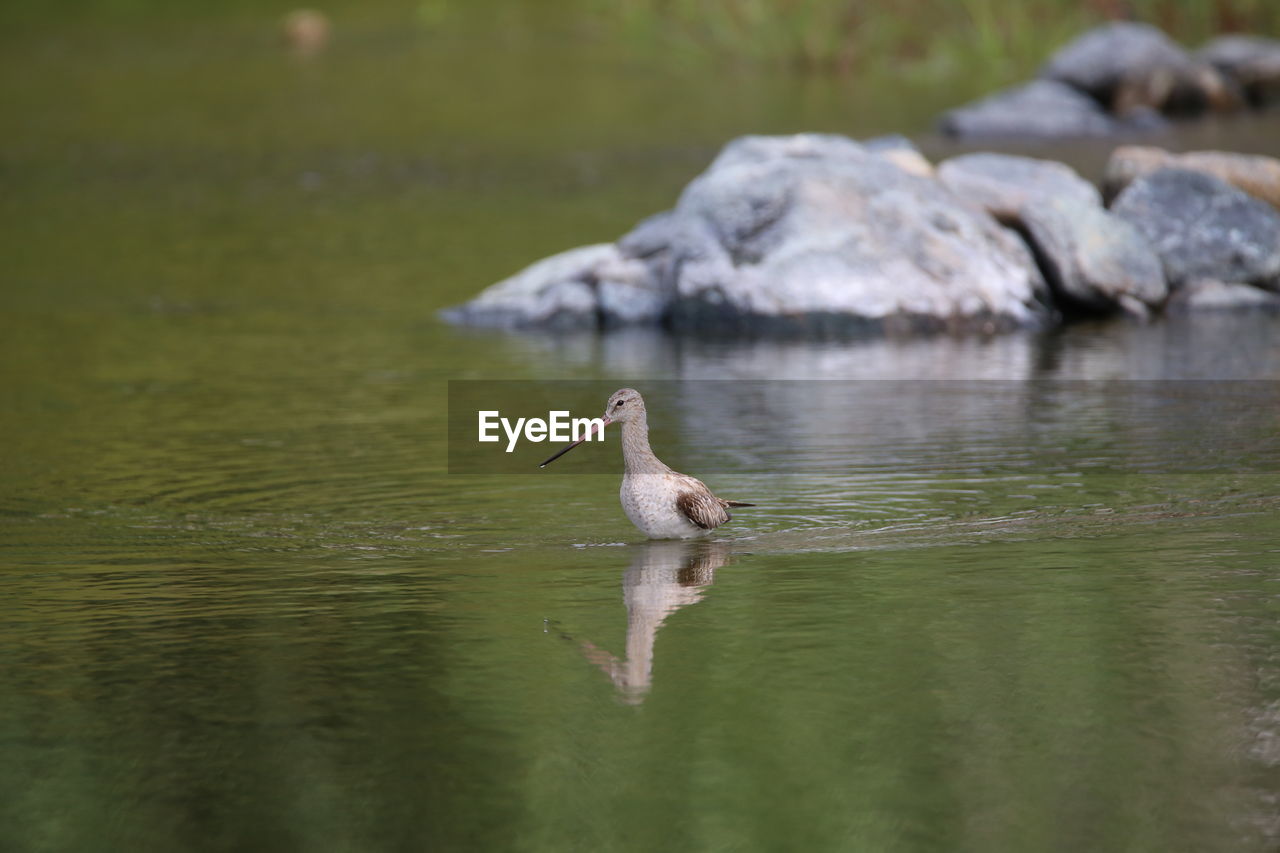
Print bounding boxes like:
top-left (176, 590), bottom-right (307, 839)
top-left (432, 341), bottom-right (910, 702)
top-left (3, 8), bottom-right (1280, 852)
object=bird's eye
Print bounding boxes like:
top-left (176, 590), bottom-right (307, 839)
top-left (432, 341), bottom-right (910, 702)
top-left (614, 400), bottom-right (625, 408)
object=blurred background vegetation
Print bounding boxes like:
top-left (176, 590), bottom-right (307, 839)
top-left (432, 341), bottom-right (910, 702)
top-left (5, 1), bottom-right (1278, 88)
top-left (595, 0), bottom-right (1280, 77)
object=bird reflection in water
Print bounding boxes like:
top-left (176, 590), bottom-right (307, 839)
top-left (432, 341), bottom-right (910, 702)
top-left (580, 539), bottom-right (731, 704)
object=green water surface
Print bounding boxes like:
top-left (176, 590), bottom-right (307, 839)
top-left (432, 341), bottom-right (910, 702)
top-left (3, 7), bottom-right (1280, 852)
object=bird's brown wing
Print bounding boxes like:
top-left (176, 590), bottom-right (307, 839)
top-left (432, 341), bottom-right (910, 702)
top-left (675, 488), bottom-right (731, 530)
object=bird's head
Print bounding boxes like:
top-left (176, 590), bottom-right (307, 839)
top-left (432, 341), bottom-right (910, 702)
top-left (538, 387), bottom-right (647, 468)
top-left (603, 388), bottom-right (646, 426)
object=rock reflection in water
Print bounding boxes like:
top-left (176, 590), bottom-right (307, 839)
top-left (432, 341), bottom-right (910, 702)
top-left (494, 313), bottom-right (1280, 380)
top-left (581, 540), bottom-right (731, 704)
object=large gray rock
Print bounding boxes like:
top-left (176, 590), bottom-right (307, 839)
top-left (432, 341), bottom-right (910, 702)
top-left (938, 80), bottom-right (1119, 139)
top-left (656, 136), bottom-right (1049, 334)
top-left (1041, 22), bottom-right (1191, 96)
top-left (443, 134), bottom-right (1051, 335)
top-left (1198, 34), bottom-right (1280, 106)
top-left (1104, 145), bottom-right (1280, 209)
top-left (1019, 196), bottom-right (1167, 314)
top-left (1111, 168), bottom-right (1280, 289)
top-left (937, 153), bottom-right (1101, 224)
top-left (1040, 21), bottom-right (1235, 115)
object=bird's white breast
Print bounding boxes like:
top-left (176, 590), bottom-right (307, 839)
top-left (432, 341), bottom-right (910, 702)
top-left (620, 473), bottom-right (708, 539)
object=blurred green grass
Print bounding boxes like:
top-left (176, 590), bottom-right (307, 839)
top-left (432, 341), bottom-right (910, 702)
top-left (5, 1), bottom-right (1277, 88)
top-left (595, 0), bottom-right (1280, 84)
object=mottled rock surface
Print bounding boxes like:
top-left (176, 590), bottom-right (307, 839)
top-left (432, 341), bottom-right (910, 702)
top-left (1111, 168), bottom-right (1280, 289)
top-left (937, 153), bottom-right (1100, 224)
top-left (1019, 196), bottom-right (1166, 313)
top-left (663, 137), bottom-right (1049, 333)
top-left (1104, 146), bottom-right (1280, 209)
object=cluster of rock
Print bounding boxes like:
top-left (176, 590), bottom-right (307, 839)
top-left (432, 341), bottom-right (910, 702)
top-left (442, 134), bottom-right (1280, 335)
top-left (940, 23), bottom-right (1280, 139)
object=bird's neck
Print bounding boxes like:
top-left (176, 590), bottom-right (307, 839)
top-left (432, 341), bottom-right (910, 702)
top-left (620, 416), bottom-right (666, 475)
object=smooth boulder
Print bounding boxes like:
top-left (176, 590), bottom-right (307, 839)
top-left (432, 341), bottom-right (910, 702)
top-left (1104, 146), bottom-right (1280, 210)
top-left (938, 80), bottom-right (1119, 139)
top-left (1198, 34), bottom-right (1280, 106)
top-left (1166, 279), bottom-right (1280, 313)
top-left (937, 153), bottom-right (1101, 224)
top-left (1019, 196), bottom-right (1166, 314)
top-left (1040, 21), bottom-right (1235, 115)
top-left (1111, 168), bottom-right (1280, 289)
top-left (1041, 22), bottom-right (1189, 95)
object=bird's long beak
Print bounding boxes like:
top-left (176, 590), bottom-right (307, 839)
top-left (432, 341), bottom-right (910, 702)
top-left (539, 416), bottom-right (611, 468)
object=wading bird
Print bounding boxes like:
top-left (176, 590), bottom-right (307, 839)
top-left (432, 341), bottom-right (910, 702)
top-left (540, 388), bottom-right (755, 539)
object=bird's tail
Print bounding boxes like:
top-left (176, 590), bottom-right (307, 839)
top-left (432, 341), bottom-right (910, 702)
top-left (723, 500), bottom-right (756, 508)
